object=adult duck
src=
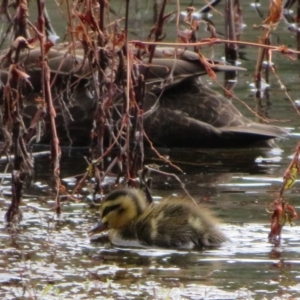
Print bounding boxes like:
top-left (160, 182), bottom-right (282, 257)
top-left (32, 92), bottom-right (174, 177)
top-left (88, 188), bottom-right (227, 249)
top-left (0, 46), bottom-right (288, 148)
top-left (140, 47), bottom-right (288, 148)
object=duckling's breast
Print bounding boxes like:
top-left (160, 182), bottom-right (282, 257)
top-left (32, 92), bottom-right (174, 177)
top-left (109, 229), bottom-right (147, 248)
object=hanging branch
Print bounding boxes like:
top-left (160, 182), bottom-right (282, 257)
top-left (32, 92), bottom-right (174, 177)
top-left (268, 141), bottom-right (299, 245)
top-left (2, 1), bottom-right (34, 223)
top-left (123, 0), bottom-right (132, 185)
top-left (147, 0), bottom-right (174, 64)
top-left (123, 0), bottom-right (146, 187)
top-left (128, 74), bottom-right (145, 186)
top-left (254, 0), bottom-right (283, 116)
top-left (4, 58), bottom-right (34, 222)
top-left (224, 0), bottom-right (239, 93)
top-left (36, 0), bottom-right (62, 214)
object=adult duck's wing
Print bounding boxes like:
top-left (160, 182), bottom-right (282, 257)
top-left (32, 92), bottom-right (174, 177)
top-left (143, 107), bottom-right (284, 148)
top-left (158, 80), bottom-right (245, 127)
top-left (143, 78), bottom-right (289, 148)
top-left (158, 79), bottom-right (288, 135)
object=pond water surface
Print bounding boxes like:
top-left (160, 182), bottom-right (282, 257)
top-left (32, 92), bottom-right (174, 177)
top-left (1, 1), bottom-right (300, 300)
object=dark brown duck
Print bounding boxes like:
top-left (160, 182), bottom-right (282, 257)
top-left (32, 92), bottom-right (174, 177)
top-left (0, 46), bottom-right (288, 148)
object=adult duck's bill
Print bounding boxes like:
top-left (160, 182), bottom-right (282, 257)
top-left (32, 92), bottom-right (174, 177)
top-left (88, 221), bottom-right (108, 236)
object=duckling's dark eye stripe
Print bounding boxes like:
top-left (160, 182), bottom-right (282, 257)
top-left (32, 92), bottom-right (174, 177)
top-left (102, 204), bottom-right (121, 218)
top-left (106, 190), bottom-right (131, 201)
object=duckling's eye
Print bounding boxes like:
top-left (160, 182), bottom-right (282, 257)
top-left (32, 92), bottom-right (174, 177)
top-left (118, 207), bottom-right (125, 214)
top-left (102, 204), bottom-right (122, 218)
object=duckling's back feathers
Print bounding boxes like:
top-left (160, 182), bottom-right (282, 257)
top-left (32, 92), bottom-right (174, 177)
top-left (120, 198), bottom-right (227, 249)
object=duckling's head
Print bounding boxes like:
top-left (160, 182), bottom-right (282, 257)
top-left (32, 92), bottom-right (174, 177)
top-left (89, 188), bottom-right (148, 236)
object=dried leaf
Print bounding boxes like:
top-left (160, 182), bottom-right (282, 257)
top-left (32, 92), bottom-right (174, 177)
top-left (106, 31), bottom-right (126, 53)
top-left (197, 52), bottom-right (217, 80)
top-left (12, 36), bottom-right (35, 50)
top-left (130, 41), bottom-right (149, 52)
top-left (86, 164), bottom-right (94, 177)
top-left (183, 6), bottom-right (196, 24)
top-left (268, 200), bottom-right (284, 240)
top-left (268, 199), bottom-right (298, 243)
top-left (284, 204), bottom-right (298, 224)
top-left (263, 0), bottom-right (282, 28)
top-left (283, 164), bottom-right (298, 190)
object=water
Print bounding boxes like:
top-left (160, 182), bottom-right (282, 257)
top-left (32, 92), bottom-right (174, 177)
top-left (1, 1), bottom-right (300, 299)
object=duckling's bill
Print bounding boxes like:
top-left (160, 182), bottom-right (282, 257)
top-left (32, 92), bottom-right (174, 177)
top-left (88, 220), bottom-right (108, 236)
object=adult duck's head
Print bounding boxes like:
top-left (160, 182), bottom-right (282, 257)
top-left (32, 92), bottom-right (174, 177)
top-left (138, 47), bottom-right (246, 93)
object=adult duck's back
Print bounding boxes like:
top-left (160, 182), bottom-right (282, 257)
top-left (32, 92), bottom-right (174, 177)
top-left (144, 78), bottom-right (289, 148)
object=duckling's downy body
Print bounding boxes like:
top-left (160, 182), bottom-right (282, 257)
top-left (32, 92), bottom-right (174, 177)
top-left (89, 188), bottom-right (227, 249)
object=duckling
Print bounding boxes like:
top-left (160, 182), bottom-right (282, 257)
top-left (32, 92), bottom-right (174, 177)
top-left (88, 188), bottom-right (227, 249)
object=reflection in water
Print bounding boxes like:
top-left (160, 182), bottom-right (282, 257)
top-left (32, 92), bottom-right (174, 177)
top-left (1, 1), bottom-right (300, 299)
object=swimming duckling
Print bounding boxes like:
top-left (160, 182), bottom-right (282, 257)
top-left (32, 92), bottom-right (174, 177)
top-left (88, 188), bottom-right (227, 249)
